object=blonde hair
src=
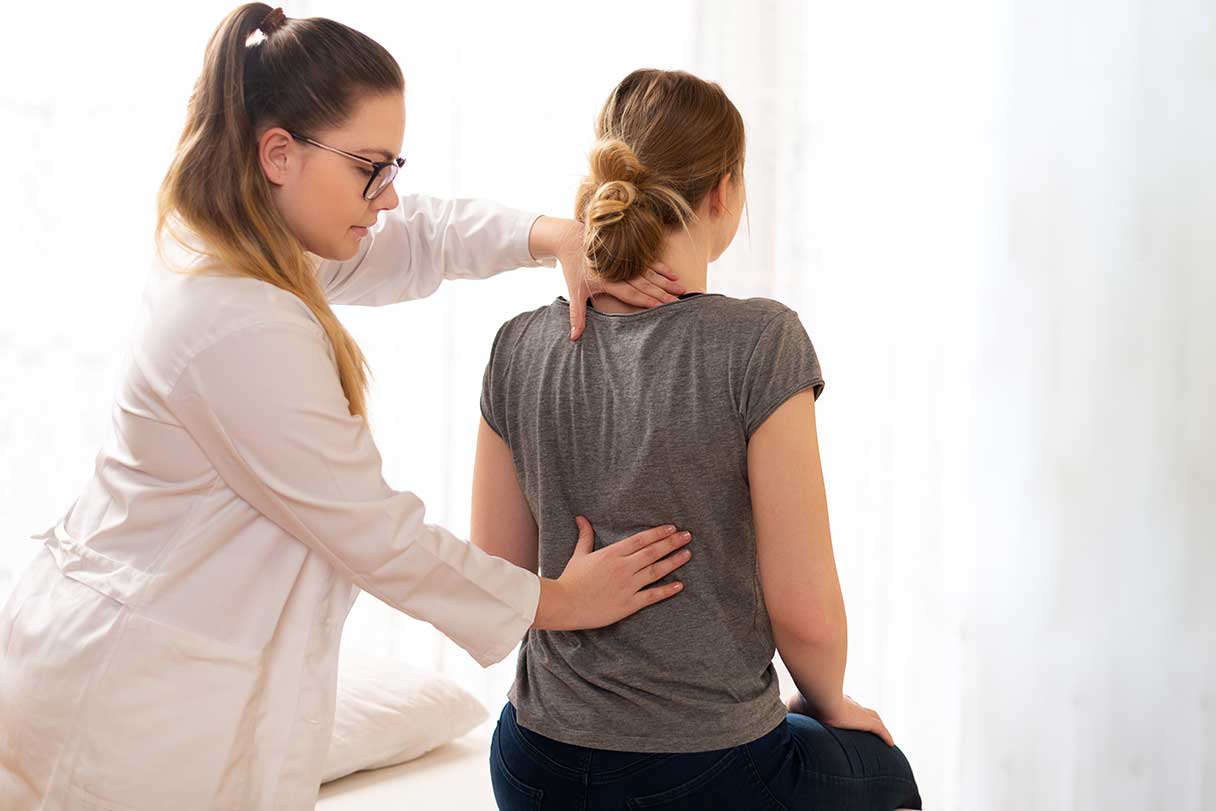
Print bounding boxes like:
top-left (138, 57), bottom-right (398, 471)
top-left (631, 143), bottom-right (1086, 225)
top-left (575, 69), bottom-right (747, 284)
top-left (156, 3), bottom-right (403, 418)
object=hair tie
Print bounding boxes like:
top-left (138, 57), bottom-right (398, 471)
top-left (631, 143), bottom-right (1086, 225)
top-left (258, 7), bottom-right (287, 35)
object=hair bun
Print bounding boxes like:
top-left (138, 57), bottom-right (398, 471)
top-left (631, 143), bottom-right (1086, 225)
top-left (258, 7), bottom-right (288, 35)
top-left (588, 137), bottom-right (646, 182)
top-left (586, 179), bottom-right (639, 229)
top-left (584, 138), bottom-right (649, 229)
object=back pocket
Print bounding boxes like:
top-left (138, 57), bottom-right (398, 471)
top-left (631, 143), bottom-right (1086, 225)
top-left (490, 723), bottom-right (544, 811)
top-left (626, 749), bottom-right (775, 810)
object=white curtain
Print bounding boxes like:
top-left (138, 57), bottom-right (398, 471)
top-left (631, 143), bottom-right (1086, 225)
top-left (1, 2), bottom-right (1210, 808)
top-left (695, 1), bottom-right (1215, 808)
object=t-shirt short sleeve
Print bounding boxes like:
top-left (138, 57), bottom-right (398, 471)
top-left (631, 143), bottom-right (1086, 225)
top-left (739, 309), bottom-right (825, 438)
top-left (480, 322), bottom-right (509, 440)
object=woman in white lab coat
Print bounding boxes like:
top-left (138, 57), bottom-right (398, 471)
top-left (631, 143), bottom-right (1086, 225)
top-left (0, 5), bottom-right (694, 809)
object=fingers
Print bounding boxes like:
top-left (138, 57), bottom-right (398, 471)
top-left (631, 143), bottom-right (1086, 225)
top-left (648, 262), bottom-right (681, 283)
top-left (603, 279), bottom-right (665, 308)
top-left (643, 265), bottom-right (686, 295)
top-left (870, 712), bottom-right (895, 747)
top-left (627, 275), bottom-right (679, 305)
top-left (635, 546), bottom-right (692, 587)
top-left (571, 515), bottom-right (595, 556)
top-left (852, 700), bottom-right (894, 747)
top-left (823, 697), bottom-right (894, 747)
top-left (632, 580), bottom-right (684, 610)
top-left (617, 524), bottom-right (681, 556)
top-left (626, 531), bottom-right (692, 569)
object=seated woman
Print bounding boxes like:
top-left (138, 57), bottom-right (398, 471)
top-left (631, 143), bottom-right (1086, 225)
top-left (471, 68), bottom-right (923, 811)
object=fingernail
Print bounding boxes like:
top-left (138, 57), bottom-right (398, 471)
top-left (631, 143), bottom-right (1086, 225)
top-left (665, 525), bottom-right (677, 533)
top-left (679, 531), bottom-right (692, 541)
top-left (673, 582), bottom-right (683, 591)
top-left (681, 550), bottom-right (691, 560)
top-left (570, 328), bottom-right (577, 339)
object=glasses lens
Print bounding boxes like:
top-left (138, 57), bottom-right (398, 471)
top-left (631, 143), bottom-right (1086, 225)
top-left (365, 163), bottom-right (399, 200)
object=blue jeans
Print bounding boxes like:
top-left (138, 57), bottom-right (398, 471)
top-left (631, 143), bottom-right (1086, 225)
top-left (490, 702), bottom-right (922, 810)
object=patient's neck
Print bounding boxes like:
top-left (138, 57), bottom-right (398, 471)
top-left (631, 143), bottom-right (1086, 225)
top-left (589, 226), bottom-right (710, 315)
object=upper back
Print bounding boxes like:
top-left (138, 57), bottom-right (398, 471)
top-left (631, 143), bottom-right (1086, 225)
top-left (482, 293), bottom-right (823, 559)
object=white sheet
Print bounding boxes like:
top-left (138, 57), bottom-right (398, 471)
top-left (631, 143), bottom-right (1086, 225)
top-left (316, 727), bottom-right (496, 810)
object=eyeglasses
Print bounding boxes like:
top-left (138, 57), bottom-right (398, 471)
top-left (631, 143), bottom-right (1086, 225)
top-left (286, 130), bottom-right (405, 200)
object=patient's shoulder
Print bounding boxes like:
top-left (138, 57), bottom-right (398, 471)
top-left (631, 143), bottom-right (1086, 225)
top-left (699, 295), bottom-right (804, 337)
top-left (709, 295), bottom-right (795, 318)
top-left (488, 300), bottom-right (563, 360)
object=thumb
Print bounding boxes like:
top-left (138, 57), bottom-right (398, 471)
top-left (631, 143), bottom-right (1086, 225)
top-left (568, 290), bottom-right (587, 341)
top-left (572, 515), bottom-right (595, 556)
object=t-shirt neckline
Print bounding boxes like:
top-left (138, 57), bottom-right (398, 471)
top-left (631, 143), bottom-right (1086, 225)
top-left (555, 292), bottom-right (723, 319)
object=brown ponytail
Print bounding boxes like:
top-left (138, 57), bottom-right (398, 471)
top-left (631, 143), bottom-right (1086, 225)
top-left (156, 3), bottom-right (404, 419)
top-left (575, 69), bottom-right (746, 284)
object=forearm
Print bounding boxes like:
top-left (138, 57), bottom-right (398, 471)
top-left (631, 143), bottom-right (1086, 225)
top-left (527, 215), bottom-right (581, 261)
top-left (775, 617), bottom-right (849, 719)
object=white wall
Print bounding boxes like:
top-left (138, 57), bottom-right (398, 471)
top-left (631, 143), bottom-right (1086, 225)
top-left (696, 2), bottom-right (1215, 808)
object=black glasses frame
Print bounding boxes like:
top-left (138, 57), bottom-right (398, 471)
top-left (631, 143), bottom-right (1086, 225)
top-left (286, 129), bottom-right (405, 200)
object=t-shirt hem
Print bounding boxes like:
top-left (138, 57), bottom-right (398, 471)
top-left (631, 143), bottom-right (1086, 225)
top-left (509, 699), bottom-right (789, 754)
top-left (745, 377), bottom-right (825, 439)
top-left (479, 400), bottom-right (505, 440)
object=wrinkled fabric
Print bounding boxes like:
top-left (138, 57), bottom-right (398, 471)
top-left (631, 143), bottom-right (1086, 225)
top-left (0, 196), bottom-right (550, 810)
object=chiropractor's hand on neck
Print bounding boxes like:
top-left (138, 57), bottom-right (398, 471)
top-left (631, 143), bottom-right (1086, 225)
top-left (531, 516), bottom-right (692, 631)
top-left (528, 217), bottom-right (685, 340)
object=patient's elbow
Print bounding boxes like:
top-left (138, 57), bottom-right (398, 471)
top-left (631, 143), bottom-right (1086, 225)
top-left (769, 609), bottom-right (846, 652)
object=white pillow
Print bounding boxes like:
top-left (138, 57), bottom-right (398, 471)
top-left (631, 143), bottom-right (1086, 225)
top-left (321, 654), bottom-right (490, 784)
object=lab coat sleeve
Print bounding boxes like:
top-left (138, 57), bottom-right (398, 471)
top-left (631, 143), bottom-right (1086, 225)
top-left (164, 320), bottom-right (541, 667)
top-left (315, 194), bottom-right (557, 306)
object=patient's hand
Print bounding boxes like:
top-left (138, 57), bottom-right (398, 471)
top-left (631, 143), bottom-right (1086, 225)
top-left (788, 692), bottom-right (895, 747)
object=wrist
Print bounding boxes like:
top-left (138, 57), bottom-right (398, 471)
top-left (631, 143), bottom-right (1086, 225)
top-left (528, 216), bottom-right (582, 261)
top-left (805, 692), bottom-right (846, 721)
top-left (532, 577), bottom-right (575, 631)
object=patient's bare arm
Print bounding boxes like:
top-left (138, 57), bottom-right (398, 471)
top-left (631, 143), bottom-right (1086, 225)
top-left (751, 390), bottom-right (893, 746)
top-left (751, 391), bottom-right (846, 714)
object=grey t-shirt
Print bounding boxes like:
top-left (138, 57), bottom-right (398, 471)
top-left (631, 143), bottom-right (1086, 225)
top-left (480, 292), bottom-right (824, 753)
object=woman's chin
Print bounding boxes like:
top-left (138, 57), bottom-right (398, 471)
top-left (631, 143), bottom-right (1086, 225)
top-left (311, 240), bottom-right (360, 262)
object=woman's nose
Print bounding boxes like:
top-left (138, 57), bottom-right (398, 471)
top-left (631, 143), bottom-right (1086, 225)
top-left (375, 182), bottom-right (400, 211)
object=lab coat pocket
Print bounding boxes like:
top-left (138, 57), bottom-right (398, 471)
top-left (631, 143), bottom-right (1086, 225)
top-left (68, 610), bottom-right (263, 811)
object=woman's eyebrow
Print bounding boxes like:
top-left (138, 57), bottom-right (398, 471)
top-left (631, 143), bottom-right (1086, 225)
top-left (357, 147), bottom-right (397, 161)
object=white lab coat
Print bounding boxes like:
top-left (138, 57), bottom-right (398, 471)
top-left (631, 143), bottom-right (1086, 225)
top-left (0, 196), bottom-right (551, 810)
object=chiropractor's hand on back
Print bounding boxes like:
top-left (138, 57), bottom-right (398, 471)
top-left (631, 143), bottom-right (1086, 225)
top-left (546, 218), bottom-right (686, 340)
top-left (563, 257), bottom-right (686, 341)
top-left (532, 516), bottom-right (692, 631)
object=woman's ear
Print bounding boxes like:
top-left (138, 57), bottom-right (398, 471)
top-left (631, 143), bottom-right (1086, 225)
top-left (258, 127), bottom-right (294, 187)
top-left (709, 172), bottom-right (734, 218)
